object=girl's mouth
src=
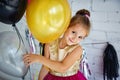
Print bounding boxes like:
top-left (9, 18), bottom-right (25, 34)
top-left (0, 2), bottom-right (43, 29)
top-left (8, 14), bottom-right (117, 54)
top-left (69, 38), bottom-right (74, 43)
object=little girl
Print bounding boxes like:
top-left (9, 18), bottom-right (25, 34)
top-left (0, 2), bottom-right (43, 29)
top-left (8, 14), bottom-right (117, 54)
top-left (23, 9), bottom-right (91, 80)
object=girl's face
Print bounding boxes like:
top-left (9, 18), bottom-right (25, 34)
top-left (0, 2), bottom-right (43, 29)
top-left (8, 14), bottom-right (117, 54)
top-left (64, 24), bottom-right (87, 46)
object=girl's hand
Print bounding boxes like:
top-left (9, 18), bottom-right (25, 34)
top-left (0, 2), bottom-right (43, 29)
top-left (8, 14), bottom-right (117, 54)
top-left (23, 54), bottom-right (40, 67)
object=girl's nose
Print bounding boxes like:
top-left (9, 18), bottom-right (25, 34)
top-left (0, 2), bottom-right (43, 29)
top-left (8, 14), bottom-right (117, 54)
top-left (71, 36), bottom-right (77, 42)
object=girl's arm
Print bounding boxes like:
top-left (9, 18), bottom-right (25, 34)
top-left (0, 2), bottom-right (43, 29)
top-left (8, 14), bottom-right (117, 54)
top-left (38, 65), bottom-right (49, 80)
top-left (24, 45), bottom-right (83, 73)
top-left (38, 44), bottom-right (50, 80)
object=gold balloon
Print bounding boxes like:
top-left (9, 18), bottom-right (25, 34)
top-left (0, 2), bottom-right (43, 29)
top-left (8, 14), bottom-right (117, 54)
top-left (26, 0), bottom-right (71, 43)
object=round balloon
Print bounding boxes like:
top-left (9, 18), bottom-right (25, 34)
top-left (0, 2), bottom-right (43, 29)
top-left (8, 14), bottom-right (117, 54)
top-left (26, 0), bottom-right (71, 43)
top-left (0, 0), bottom-right (27, 24)
top-left (0, 71), bottom-right (21, 80)
top-left (0, 31), bottom-right (28, 77)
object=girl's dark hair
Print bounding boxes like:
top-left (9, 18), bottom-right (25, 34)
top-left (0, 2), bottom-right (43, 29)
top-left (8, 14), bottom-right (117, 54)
top-left (69, 9), bottom-right (91, 37)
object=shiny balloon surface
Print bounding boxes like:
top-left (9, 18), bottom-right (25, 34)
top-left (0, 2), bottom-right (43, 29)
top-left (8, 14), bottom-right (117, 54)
top-left (26, 0), bottom-right (71, 43)
top-left (0, 31), bottom-right (28, 77)
top-left (0, 0), bottom-right (27, 24)
top-left (0, 70), bottom-right (21, 80)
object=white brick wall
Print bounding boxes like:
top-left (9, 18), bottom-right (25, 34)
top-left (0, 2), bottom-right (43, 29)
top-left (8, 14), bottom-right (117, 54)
top-left (0, 0), bottom-right (120, 80)
top-left (92, 0), bottom-right (120, 12)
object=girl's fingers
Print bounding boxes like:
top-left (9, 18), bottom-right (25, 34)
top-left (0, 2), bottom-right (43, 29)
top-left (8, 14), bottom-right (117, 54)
top-left (23, 54), bottom-right (30, 59)
top-left (23, 54), bottom-right (32, 62)
top-left (23, 56), bottom-right (29, 62)
top-left (23, 54), bottom-right (38, 67)
top-left (24, 59), bottom-right (31, 67)
top-left (23, 54), bottom-right (32, 67)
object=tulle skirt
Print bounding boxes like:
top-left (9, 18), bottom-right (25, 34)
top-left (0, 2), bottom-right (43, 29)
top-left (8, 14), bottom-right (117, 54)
top-left (43, 71), bottom-right (87, 80)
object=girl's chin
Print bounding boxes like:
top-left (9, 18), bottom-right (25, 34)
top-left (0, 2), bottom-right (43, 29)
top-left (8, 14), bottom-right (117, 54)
top-left (68, 42), bottom-right (78, 46)
top-left (67, 42), bottom-right (74, 46)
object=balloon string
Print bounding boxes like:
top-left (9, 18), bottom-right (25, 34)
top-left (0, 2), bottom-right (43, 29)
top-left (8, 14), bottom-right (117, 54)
top-left (25, 29), bottom-right (36, 53)
top-left (12, 24), bottom-right (21, 54)
top-left (25, 29), bottom-right (35, 80)
top-left (12, 24), bottom-right (28, 53)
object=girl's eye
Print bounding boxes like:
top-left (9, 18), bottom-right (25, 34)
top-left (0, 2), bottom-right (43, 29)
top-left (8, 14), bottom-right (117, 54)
top-left (78, 36), bottom-right (83, 39)
top-left (72, 31), bottom-right (75, 34)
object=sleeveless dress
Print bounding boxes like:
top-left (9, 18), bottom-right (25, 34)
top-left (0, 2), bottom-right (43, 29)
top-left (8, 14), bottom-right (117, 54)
top-left (43, 39), bottom-right (86, 80)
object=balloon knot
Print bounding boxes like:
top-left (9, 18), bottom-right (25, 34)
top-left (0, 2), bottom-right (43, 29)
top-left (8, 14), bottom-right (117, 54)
top-left (12, 24), bottom-right (16, 27)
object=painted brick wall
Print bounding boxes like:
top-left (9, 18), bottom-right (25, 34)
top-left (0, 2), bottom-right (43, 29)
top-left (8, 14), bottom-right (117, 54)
top-left (0, 0), bottom-right (120, 80)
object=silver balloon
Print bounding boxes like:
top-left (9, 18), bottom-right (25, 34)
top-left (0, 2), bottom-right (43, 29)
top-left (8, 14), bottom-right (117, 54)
top-left (0, 70), bottom-right (22, 80)
top-left (0, 31), bottom-right (28, 78)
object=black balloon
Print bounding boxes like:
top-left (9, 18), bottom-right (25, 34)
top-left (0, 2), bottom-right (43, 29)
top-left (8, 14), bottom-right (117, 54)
top-left (0, 0), bottom-right (27, 24)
